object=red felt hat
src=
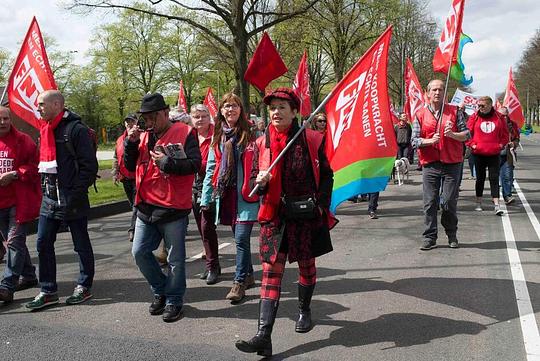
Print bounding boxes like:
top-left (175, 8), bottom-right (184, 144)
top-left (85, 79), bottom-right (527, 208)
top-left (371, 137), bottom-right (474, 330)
top-left (263, 87), bottom-right (300, 110)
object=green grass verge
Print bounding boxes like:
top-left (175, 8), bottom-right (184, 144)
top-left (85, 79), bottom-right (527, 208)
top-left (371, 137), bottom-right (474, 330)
top-left (98, 142), bottom-right (116, 151)
top-left (532, 124), bottom-right (540, 133)
top-left (88, 178), bottom-right (126, 206)
top-left (99, 159), bottom-right (114, 171)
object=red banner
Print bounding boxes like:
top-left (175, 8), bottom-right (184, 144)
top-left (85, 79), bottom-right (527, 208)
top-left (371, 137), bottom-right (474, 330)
top-left (203, 87), bottom-right (218, 119)
top-left (7, 17), bottom-right (57, 129)
top-left (178, 80), bottom-right (187, 112)
top-left (293, 50), bottom-right (312, 117)
top-left (503, 68), bottom-right (525, 128)
top-left (432, 0), bottom-right (465, 74)
top-left (325, 26), bottom-right (396, 166)
top-left (244, 32), bottom-right (287, 92)
top-left (404, 58), bottom-right (425, 122)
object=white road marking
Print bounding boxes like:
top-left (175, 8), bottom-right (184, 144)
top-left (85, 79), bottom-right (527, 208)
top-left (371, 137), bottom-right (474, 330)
top-left (500, 182), bottom-right (540, 360)
top-left (188, 242), bottom-right (231, 262)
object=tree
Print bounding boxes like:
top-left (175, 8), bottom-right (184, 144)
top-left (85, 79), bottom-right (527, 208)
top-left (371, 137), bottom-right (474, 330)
top-left (68, 0), bottom-right (319, 110)
top-left (0, 48), bottom-right (11, 86)
top-left (515, 29), bottom-right (540, 123)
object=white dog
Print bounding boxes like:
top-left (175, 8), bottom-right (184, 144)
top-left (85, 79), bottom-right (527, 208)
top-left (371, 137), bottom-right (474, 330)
top-left (393, 157), bottom-right (410, 185)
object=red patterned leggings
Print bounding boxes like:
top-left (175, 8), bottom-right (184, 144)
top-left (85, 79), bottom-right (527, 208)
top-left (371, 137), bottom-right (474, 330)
top-left (260, 252), bottom-right (316, 301)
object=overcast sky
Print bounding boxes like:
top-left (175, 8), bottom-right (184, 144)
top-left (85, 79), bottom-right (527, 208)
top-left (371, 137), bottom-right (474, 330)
top-left (1, 0), bottom-right (539, 99)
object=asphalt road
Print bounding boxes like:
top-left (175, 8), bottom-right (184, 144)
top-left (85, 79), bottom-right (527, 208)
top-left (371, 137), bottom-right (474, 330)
top-left (2, 134), bottom-right (540, 361)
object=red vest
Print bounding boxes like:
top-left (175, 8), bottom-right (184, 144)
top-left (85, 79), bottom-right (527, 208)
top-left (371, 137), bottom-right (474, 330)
top-left (115, 131), bottom-right (135, 180)
top-left (416, 105), bottom-right (463, 165)
top-left (135, 122), bottom-right (195, 210)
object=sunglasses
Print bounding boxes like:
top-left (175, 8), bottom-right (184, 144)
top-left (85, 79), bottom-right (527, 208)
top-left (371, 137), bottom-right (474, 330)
top-left (316, 119), bottom-right (327, 123)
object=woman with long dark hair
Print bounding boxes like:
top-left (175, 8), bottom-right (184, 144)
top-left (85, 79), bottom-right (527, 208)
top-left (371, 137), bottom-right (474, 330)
top-left (200, 92), bottom-right (259, 302)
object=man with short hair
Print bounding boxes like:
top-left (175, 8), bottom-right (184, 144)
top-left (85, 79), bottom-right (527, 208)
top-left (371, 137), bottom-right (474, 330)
top-left (125, 93), bottom-right (201, 322)
top-left (412, 79), bottom-right (470, 250)
top-left (26, 90), bottom-right (98, 310)
top-left (0, 106), bottom-right (41, 303)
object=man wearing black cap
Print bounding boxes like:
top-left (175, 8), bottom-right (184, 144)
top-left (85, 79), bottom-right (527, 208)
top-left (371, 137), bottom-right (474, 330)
top-left (112, 114), bottom-right (139, 242)
top-left (124, 93), bottom-right (201, 322)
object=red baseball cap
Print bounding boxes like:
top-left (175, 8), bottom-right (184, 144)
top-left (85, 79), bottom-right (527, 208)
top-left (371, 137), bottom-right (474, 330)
top-left (263, 87), bottom-right (300, 110)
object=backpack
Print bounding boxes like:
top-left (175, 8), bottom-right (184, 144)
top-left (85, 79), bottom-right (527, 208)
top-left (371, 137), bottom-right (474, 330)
top-left (63, 120), bottom-right (100, 192)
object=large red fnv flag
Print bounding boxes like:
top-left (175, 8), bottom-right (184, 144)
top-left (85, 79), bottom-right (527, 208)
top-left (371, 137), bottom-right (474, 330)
top-left (433, 0), bottom-right (465, 74)
top-left (293, 50), bottom-right (312, 117)
top-left (325, 27), bottom-right (396, 212)
top-left (203, 87), bottom-right (218, 119)
top-left (8, 17), bottom-right (57, 129)
top-left (178, 80), bottom-right (187, 112)
top-left (503, 67), bottom-right (525, 129)
top-left (244, 32), bottom-right (287, 92)
top-left (404, 58), bottom-right (425, 122)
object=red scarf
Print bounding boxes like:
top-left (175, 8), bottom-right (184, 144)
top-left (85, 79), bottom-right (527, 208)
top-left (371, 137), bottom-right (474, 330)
top-left (38, 111), bottom-right (64, 173)
top-left (258, 124), bottom-right (290, 222)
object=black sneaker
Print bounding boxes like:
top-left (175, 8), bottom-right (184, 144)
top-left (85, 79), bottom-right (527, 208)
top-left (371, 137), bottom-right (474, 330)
top-left (199, 269), bottom-right (209, 280)
top-left (15, 277), bottom-right (38, 292)
top-left (369, 211), bottom-right (378, 219)
top-left (149, 295), bottom-right (166, 315)
top-left (420, 239), bottom-right (437, 251)
top-left (162, 304), bottom-right (183, 322)
top-left (448, 239), bottom-right (459, 249)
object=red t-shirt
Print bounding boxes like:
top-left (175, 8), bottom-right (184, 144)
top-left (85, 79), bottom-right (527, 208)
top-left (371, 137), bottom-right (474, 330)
top-left (0, 134), bottom-right (17, 209)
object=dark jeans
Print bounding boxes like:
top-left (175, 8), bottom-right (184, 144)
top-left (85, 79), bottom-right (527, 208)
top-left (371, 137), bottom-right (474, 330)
top-left (422, 162), bottom-right (462, 242)
top-left (0, 207), bottom-right (36, 291)
top-left (36, 215), bottom-right (95, 293)
top-left (367, 192), bottom-right (379, 212)
top-left (397, 145), bottom-right (409, 159)
top-left (122, 179), bottom-right (137, 233)
top-left (193, 201), bottom-right (219, 271)
top-left (474, 154), bottom-right (500, 198)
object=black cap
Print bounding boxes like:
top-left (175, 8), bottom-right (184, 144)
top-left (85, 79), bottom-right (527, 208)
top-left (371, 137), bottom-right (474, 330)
top-left (124, 113), bottom-right (138, 122)
top-left (138, 93), bottom-right (169, 114)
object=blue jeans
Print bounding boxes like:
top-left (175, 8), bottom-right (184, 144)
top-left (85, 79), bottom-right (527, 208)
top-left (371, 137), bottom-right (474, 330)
top-left (0, 207), bottom-right (36, 292)
top-left (500, 158), bottom-right (514, 199)
top-left (36, 215), bottom-right (95, 294)
top-left (132, 216), bottom-right (187, 306)
top-left (232, 223), bottom-right (254, 283)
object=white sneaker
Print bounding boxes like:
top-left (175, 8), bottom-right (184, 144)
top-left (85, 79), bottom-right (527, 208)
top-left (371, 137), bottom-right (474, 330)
top-left (494, 205), bottom-right (503, 216)
top-left (475, 203), bottom-right (482, 211)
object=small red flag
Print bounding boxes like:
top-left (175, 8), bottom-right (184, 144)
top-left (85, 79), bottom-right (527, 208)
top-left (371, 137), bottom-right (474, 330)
top-left (7, 17), bottom-right (57, 129)
top-left (292, 50), bottom-right (312, 117)
top-left (244, 32), bottom-right (288, 92)
top-left (433, 0), bottom-right (466, 74)
top-left (495, 99), bottom-right (502, 111)
top-left (503, 67), bottom-right (525, 129)
top-left (203, 87), bottom-right (218, 119)
top-left (178, 80), bottom-right (187, 112)
top-left (404, 58), bottom-right (426, 122)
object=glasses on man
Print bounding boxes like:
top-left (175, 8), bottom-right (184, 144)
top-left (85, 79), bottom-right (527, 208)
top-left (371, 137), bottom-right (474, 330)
top-left (477, 104), bottom-right (488, 108)
top-left (223, 103), bottom-right (240, 110)
top-left (316, 119), bottom-right (327, 123)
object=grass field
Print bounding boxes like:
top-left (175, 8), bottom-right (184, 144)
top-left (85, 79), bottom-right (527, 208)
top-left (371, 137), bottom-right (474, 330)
top-left (88, 177), bottom-right (126, 206)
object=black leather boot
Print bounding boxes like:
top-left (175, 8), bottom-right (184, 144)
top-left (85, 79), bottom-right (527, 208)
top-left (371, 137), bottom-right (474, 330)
top-left (295, 283), bottom-right (315, 333)
top-left (235, 299), bottom-right (279, 357)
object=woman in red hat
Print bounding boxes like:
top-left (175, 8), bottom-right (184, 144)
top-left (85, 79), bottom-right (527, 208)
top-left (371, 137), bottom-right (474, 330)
top-left (235, 87), bottom-right (336, 357)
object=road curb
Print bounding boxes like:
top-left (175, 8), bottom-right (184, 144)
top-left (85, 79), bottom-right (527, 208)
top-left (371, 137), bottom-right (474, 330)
top-left (26, 200), bottom-right (131, 234)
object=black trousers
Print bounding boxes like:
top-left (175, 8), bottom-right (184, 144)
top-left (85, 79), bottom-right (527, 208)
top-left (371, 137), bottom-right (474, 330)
top-left (474, 154), bottom-right (500, 198)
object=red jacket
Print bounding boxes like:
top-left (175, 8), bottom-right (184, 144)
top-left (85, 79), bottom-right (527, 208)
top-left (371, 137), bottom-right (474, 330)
top-left (416, 105), bottom-right (464, 165)
top-left (467, 110), bottom-right (509, 156)
top-left (115, 131), bottom-right (135, 180)
top-left (135, 122), bottom-right (195, 210)
top-left (0, 127), bottom-right (41, 223)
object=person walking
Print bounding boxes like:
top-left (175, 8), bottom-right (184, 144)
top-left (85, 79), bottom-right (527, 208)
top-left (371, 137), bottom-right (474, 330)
top-left (411, 80), bottom-right (470, 251)
top-left (394, 113), bottom-right (412, 159)
top-left (26, 90), bottom-right (98, 310)
top-left (235, 88), bottom-right (336, 357)
top-left (200, 92), bottom-right (259, 303)
top-left (498, 106), bottom-right (520, 204)
top-left (467, 96), bottom-right (509, 215)
top-left (124, 93), bottom-right (201, 322)
top-left (0, 106), bottom-right (40, 303)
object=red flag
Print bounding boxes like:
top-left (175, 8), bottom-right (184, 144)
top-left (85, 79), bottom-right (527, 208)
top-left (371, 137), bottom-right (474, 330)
top-left (292, 50), bottom-right (312, 117)
top-left (203, 87), bottom-right (218, 119)
top-left (324, 27), bottom-right (396, 211)
top-left (389, 103), bottom-right (399, 124)
top-left (432, 0), bottom-right (465, 74)
top-left (244, 32), bottom-right (288, 92)
top-left (7, 17), bottom-right (57, 129)
top-left (495, 99), bottom-right (502, 111)
top-left (503, 68), bottom-right (525, 129)
top-left (178, 80), bottom-right (187, 112)
top-left (404, 58), bottom-right (426, 122)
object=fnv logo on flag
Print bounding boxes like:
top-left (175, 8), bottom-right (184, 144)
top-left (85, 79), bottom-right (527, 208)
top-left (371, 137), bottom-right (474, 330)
top-left (404, 58), bottom-right (425, 122)
top-left (203, 87), bottom-right (218, 119)
top-left (503, 67), bottom-right (525, 129)
top-left (8, 17), bottom-right (57, 129)
top-left (433, 0), bottom-right (465, 74)
top-left (325, 27), bottom-right (396, 212)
